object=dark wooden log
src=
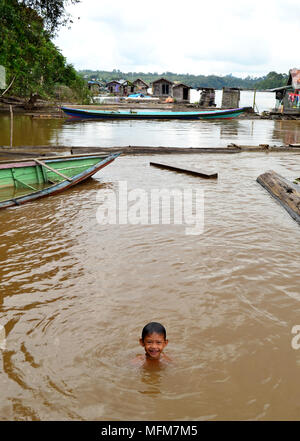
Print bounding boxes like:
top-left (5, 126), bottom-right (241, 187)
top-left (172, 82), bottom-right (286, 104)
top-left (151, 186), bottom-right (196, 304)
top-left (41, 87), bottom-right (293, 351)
top-left (257, 170), bottom-right (300, 225)
top-left (2, 144), bottom-right (300, 157)
top-left (150, 162), bottom-right (218, 179)
top-left (71, 146), bottom-right (238, 155)
top-left (0, 150), bottom-right (58, 158)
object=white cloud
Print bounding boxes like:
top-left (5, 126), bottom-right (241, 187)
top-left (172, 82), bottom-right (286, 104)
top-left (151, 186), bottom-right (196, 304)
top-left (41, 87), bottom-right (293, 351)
top-left (54, 0), bottom-right (300, 77)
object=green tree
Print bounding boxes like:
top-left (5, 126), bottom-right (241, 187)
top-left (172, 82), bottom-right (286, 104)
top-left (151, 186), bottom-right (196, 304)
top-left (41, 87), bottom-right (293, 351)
top-left (0, 0), bottom-right (89, 102)
top-left (18, 0), bottom-right (80, 36)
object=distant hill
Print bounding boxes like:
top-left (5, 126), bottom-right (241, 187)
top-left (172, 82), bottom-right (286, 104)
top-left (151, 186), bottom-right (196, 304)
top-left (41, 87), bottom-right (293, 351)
top-left (78, 69), bottom-right (288, 90)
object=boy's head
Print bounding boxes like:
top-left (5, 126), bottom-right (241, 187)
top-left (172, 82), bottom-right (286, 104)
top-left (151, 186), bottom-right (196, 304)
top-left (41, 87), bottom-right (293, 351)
top-left (139, 322), bottom-right (168, 360)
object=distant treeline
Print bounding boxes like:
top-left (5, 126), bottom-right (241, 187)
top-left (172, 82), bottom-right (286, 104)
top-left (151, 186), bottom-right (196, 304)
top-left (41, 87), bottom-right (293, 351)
top-left (79, 69), bottom-right (289, 90)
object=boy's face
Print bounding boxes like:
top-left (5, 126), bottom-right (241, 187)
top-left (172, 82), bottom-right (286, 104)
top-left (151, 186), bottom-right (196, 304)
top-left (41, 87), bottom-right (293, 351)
top-left (139, 332), bottom-right (168, 360)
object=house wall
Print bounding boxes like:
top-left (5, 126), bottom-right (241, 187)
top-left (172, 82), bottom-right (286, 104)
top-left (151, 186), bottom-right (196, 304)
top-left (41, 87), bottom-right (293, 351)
top-left (152, 81), bottom-right (173, 97)
top-left (0, 65), bottom-right (6, 89)
top-left (283, 90), bottom-right (300, 112)
top-left (199, 89), bottom-right (215, 107)
top-left (173, 87), bottom-right (190, 102)
top-left (107, 82), bottom-right (122, 95)
top-left (133, 80), bottom-right (148, 94)
top-left (221, 88), bottom-right (240, 108)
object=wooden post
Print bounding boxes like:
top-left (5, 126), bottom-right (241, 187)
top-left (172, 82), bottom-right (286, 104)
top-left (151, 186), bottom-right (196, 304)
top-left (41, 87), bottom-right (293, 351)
top-left (253, 89), bottom-right (257, 112)
top-left (10, 105), bottom-right (13, 148)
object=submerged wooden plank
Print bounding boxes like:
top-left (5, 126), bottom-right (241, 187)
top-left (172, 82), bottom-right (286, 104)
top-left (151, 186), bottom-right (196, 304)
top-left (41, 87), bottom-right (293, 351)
top-left (257, 170), bottom-right (300, 225)
top-left (150, 162), bottom-right (218, 179)
top-left (13, 178), bottom-right (37, 191)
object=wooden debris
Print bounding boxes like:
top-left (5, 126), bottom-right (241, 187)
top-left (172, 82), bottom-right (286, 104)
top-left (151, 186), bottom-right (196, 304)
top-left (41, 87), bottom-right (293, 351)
top-left (71, 146), bottom-right (239, 155)
top-left (1, 144), bottom-right (300, 159)
top-left (257, 170), bottom-right (300, 225)
top-left (150, 162), bottom-right (218, 179)
top-left (0, 149), bottom-right (58, 158)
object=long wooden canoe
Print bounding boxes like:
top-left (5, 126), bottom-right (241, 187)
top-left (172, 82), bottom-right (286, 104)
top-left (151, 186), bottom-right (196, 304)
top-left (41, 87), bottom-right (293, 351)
top-left (0, 152), bottom-right (121, 209)
top-left (61, 106), bottom-right (247, 120)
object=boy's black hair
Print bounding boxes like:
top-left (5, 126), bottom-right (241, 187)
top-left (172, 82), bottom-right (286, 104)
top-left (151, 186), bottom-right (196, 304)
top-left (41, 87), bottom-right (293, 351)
top-left (141, 322), bottom-right (166, 341)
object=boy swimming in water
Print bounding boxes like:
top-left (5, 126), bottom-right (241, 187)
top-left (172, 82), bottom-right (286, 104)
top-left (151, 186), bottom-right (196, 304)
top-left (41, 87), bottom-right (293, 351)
top-left (133, 322), bottom-right (171, 365)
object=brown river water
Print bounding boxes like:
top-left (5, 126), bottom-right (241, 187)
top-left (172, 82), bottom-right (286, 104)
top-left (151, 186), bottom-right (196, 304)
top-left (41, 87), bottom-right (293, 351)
top-left (0, 113), bottom-right (300, 421)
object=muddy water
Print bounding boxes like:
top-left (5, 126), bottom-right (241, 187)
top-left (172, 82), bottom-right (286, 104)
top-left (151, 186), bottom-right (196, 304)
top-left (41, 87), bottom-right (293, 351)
top-left (0, 115), bottom-right (300, 420)
top-left (2, 114), bottom-right (300, 148)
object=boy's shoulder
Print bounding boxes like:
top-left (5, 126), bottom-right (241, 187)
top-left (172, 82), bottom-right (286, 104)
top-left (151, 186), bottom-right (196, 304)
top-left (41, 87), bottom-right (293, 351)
top-left (131, 355), bottom-right (145, 366)
top-left (130, 353), bottom-right (173, 366)
top-left (161, 352), bottom-right (172, 362)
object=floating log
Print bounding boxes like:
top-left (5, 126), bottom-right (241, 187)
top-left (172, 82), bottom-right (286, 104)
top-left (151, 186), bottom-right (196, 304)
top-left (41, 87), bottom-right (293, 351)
top-left (71, 146), bottom-right (239, 155)
top-left (0, 145), bottom-right (240, 155)
top-left (257, 170), bottom-right (300, 225)
top-left (150, 162), bottom-right (218, 179)
top-left (1, 144), bottom-right (300, 158)
top-left (0, 149), bottom-right (59, 158)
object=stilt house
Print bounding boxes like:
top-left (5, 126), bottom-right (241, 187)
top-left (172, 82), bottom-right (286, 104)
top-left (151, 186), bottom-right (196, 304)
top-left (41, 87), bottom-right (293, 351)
top-left (172, 83), bottom-right (192, 102)
top-left (270, 68), bottom-right (300, 114)
top-left (152, 78), bottom-right (174, 97)
top-left (132, 78), bottom-right (149, 94)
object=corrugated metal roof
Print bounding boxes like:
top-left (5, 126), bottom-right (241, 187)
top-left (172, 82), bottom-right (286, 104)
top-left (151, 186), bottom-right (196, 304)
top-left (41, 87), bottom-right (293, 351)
top-left (267, 85), bottom-right (293, 92)
top-left (152, 77), bottom-right (174, 85)
top-left (173, 82), bottom-right (192, 89)
top-left (133, 78), bottom-right (149, 87)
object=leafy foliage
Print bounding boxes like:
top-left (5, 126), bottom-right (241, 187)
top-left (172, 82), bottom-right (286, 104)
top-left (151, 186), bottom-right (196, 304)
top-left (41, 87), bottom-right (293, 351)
top-left (18, 0), bottom-right (80, 36)
top-left (0, 0), bottom-right (89, 102)
top-left (254, 71), bottom-right (288, 90)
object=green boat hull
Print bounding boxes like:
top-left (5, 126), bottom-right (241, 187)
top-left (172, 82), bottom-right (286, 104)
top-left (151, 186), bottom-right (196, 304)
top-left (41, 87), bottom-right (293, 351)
top-left (0, 153), bottom-right (120, 208)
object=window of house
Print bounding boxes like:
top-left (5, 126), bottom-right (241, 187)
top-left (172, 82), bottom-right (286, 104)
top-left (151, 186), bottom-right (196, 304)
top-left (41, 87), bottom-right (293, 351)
top-left (162, 84), bottom-right (169, 94)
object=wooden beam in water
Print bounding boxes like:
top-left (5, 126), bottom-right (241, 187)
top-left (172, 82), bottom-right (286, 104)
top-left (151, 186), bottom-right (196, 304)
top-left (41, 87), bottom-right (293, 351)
top-left (2, 144), bottom-right (300, 158)
top-left (150, 162), bottom-right (218, 179)
top-left (0, 150), bottom-right (58, 158)
top-left (257, 170), bottom-right (300, 225)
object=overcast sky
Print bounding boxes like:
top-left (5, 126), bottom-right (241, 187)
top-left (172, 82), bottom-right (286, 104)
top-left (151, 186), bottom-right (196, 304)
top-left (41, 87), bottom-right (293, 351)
top-left (54, 0), bottom-right (300, 78)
